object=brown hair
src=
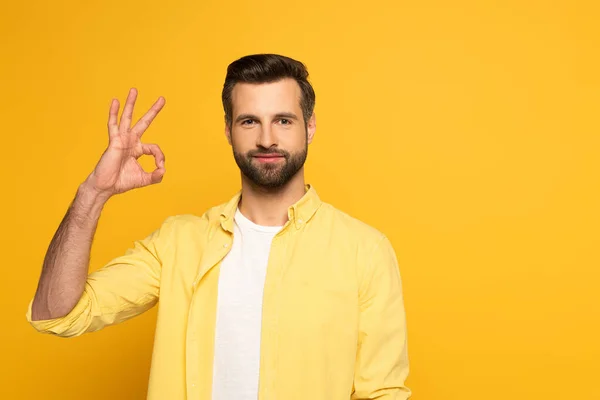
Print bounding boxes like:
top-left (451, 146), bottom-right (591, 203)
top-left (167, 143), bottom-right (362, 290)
top-left (222, 54), bottom-right (316, 128)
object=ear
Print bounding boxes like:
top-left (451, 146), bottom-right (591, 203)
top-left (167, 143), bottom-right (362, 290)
top-left (224, 116), bottom-right (232, 145)
top-left (307, 112), bottom-right (316, 144)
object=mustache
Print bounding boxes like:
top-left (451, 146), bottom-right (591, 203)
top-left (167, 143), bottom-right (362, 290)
top-left (248, 149), bottom-right (289, 157)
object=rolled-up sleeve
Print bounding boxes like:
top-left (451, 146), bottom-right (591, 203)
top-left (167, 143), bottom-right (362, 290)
top-left (352, 235), bottom-right (412, 399)
top-left (25, 215), bottom-right (178, 338)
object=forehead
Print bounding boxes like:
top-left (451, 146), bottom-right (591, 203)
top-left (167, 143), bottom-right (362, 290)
top-left (231, 78), bottom-right (302, 115)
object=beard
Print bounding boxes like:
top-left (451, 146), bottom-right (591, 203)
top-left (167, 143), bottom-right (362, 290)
top-left (233, 142), bottom-right (308, 190)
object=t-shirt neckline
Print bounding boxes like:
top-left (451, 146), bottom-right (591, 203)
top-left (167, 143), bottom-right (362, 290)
top-left (234, 208), bottom-right (284, 233)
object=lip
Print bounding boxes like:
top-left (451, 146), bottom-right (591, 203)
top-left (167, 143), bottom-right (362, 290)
top-left (253, 155), bottom-right (284, 163)
top-left (253, 155), bottom-right (284, 159)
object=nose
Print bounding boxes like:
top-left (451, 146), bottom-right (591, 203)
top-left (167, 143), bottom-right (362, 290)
top-left (257, 124), bottom-right (277, 149)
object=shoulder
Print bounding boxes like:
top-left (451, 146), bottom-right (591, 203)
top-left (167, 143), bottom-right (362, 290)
top-left (315, 202), bottom-right (398, 290)
top-left (317, 201), bottom-right (387, 246)
top-left (156, 200), bottom-right (230, 233)
top-left (145, 202), bottom-right (227, 253)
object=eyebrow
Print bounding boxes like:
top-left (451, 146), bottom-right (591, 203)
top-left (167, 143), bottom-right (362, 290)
top-left (234, 112), bottom-right (299, 123)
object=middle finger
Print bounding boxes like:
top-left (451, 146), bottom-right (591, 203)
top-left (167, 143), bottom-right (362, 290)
top-left (131, 96), bottom-right (166, 138)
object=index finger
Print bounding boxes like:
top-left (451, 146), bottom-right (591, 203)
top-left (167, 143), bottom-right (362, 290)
top-left (131, 96), bottom-right (166, 138)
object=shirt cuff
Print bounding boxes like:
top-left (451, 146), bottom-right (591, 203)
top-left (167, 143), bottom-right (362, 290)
top-left (25, 292), bottom-right (91, 337)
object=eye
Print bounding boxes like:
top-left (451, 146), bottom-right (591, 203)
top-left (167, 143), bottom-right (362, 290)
top-left (241, 119), bottom-right (255, 126)
top-left (279, 118), bottom-right (291, 125)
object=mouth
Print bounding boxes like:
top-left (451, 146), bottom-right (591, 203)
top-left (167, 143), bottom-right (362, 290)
top-left (253, 154), bottom-right (285, 163)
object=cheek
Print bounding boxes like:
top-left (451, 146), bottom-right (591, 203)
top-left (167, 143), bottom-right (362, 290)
top-left (281, 128), bottom-right (307, 149)
top-left (231, 131), bottom-right (253, 150)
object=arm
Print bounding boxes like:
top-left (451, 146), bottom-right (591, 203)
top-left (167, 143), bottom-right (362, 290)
top-left (26, 88), bottom-right (168, 337)
top-left (26, 207), bottom-right (176, 338)
top-left (352, 235), bottom-right (412, 399)
top-left (30, 180), bottom-right (111, 321)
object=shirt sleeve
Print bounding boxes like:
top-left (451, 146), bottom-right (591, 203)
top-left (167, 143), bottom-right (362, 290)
top-left (25, 215), bottom-right (178, 338)
top-left (352, 235), bottom-right (412, 399)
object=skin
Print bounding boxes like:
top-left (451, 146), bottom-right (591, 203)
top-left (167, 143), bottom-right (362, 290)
top-left (31, 79), bottom-right (316, 320)
top-left (31, 88), bottom-right (166, 320)
top-left (225, 78), bottom-right (316, 227)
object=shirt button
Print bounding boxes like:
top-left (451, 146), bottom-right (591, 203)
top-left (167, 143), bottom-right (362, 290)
top-left (223, 243), bottom-right (229, 248)
top-left (191, 383), bottom-right (196, 388)
top-left (298, 219), bottom-right (303, 224)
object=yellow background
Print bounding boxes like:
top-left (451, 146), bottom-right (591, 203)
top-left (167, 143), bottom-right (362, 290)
top-left (1, 0), bottom-right (598, 399)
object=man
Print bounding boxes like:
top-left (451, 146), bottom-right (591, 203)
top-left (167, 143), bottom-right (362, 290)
top-left (26, 54), bottom-right (411, 399)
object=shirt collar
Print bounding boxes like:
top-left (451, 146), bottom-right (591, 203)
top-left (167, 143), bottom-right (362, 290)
top-left (220, 184), bottom-right (321, 232)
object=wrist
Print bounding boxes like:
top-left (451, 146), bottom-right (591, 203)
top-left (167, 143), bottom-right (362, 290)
top-left (79, 175), bottom-right (113, 204)
top-left (73, 178), bottom-right (112, 227)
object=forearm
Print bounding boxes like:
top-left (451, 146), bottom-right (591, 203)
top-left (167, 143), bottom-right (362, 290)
top-left (31, 178), bottom-right (111, 321)
top-left (353, 235), bottom-right (411, 399)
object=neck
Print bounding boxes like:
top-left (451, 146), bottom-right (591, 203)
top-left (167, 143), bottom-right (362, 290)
top-left (238, 168), bottom-right (306, 226)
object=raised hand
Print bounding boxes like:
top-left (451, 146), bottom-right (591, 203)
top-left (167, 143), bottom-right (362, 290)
top-left (86, 88), bottom-right (166, 198)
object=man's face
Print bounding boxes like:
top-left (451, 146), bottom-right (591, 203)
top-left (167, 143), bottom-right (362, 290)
top-left (225, 78), bottom-right (316, 189)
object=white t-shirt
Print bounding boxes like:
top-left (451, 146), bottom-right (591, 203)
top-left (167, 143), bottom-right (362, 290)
top-left (211, 208), bottom-right (283, 400)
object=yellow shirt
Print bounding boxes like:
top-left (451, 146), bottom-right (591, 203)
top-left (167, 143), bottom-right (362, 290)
top-left (26, 185), bottom-right (411, 399)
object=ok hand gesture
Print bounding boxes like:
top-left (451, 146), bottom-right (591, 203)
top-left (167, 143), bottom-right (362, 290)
top-left (87, 88), bottom-right (166, 198)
